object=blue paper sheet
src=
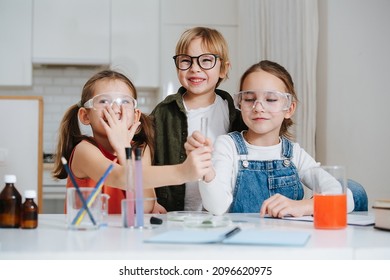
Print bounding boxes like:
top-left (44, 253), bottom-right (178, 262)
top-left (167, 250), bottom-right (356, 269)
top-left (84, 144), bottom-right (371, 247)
top-left (144, 228), bottom-right (310, 246)
top-left (222, 229), bottom-right (310, 246)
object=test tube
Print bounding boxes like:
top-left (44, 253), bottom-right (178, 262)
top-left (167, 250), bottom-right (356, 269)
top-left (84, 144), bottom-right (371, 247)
top-left (135, 148), bottom-right (144, 228)
top-left (200, 117), bottom-right (208, 138)
top-left (124, 147), bottom-right (135, 227)
top-left (200, 117), bottom-right (208, 182)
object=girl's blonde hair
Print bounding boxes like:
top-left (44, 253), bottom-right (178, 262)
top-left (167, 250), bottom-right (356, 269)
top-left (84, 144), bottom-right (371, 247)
top-left (239, 60), bottom-right (297, 139)
top-left (175, 26), bottom-right (230, 88)
top-left (53, 69), bottom-right (155, 179)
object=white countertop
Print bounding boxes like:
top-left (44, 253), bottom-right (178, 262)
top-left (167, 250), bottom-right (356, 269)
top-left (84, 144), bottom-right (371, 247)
top-left (0, 213), bottom-right (389, 260)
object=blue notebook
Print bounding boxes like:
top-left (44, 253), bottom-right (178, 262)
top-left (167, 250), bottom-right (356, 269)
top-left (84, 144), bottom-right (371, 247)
top-left (144, 228), bottom-right (310, 246)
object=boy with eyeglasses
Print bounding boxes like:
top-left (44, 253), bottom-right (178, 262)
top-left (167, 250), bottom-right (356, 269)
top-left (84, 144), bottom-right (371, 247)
top-left (150, 26), bottom-right (246, 212)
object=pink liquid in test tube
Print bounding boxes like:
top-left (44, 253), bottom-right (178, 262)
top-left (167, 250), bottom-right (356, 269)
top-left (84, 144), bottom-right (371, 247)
top-left (126, 190), bottom-right (135, 227)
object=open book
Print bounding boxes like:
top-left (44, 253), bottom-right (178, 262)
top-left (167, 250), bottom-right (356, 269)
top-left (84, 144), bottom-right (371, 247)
top-left (144, 228), bottom-right (310, 246)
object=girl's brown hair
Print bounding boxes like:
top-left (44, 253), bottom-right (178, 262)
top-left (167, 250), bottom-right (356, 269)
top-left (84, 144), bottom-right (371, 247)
top-left (175, 26), bottom-right (230, 88)
top-left (53, 69), bottom-right (155, 179)
top-left (239, 60), bottom-right (297, 139)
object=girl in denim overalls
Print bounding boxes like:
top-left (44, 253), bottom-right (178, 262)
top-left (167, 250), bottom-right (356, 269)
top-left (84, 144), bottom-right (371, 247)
top-left (185, 60), bottom-right (357, 217)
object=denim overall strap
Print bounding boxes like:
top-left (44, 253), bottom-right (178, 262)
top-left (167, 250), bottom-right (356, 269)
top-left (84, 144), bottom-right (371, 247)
top-left (228, 131), bottom-right (248, 155)
top-left (281, 136), bottom-right (293, 158)
top-left (228, 133), bottom-right (304, 213)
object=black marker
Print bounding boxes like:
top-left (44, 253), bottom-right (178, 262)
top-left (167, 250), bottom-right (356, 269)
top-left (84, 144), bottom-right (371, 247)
top-left (150, 216), bottom-right (163, 225)
top-left (223, 226), bottom-right (241, 239)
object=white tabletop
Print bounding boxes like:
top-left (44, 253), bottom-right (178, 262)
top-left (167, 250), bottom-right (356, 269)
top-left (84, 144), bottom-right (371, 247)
top-left (0, 213), bottom-right (389, 260)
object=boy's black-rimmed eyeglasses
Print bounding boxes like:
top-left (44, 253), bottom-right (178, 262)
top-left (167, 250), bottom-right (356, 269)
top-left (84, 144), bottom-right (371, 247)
top-left (173, 53), bottom-right (220, 71)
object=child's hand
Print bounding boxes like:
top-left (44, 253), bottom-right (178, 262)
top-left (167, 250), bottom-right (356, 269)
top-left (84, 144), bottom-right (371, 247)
top-left (259, 194), bottom-right (313, 218)
top-left (185, 131), bottom-right (213, 155)
top-left (151, 202), bottom-right (167, 214)
top-left (100, 106), bottom-right (140, 151)
top-left (182, 145), bottom-right (214, 182)
top-left (128, 120), bottom-right (141, 142)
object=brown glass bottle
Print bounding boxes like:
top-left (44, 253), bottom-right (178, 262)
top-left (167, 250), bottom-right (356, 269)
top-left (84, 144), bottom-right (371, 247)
top-left (0, 175), bottom-right (22, 228)
top-left (21, 190), bottom-right (38, 229)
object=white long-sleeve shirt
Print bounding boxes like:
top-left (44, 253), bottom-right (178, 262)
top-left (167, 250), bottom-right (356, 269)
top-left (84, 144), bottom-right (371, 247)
top-left (199, 132), bottom-right (354, 215)
top-left (184, 95), bottom-right (230, 211)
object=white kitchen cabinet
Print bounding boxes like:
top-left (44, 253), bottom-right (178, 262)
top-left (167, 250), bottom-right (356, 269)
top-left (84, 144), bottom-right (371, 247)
top-left (111, 0), bottom-right (160, 88)
top-left (0, 0), bottom-right (32, 86)
top-left (32, 0), bottom-right (110, 65)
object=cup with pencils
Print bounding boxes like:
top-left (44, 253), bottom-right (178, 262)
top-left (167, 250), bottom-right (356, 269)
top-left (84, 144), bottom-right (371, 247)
top-left (63, 157), bottom-right (113, 230)
top-left (66, 187), bottom-right (105, 230)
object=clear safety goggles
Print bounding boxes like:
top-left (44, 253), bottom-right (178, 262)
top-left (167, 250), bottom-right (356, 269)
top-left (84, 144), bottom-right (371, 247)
top-left (234, 90), bottom-right (292, 113)
top-left (83, 93), bottom-right (137, 110)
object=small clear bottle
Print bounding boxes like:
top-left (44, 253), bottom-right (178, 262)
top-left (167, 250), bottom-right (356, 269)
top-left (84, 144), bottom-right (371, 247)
top-left (21, 190), bottom-right (38, 229)
top-left (0, 175), bottom-right (22, 228)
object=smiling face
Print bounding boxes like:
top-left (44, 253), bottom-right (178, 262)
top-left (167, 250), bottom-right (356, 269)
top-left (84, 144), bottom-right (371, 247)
top-left (241, 70), bottom-right (296, 145)
top-left (79, 79), bottom-right (141, 135)
top-left (177, 37), bottom-right (227, 97)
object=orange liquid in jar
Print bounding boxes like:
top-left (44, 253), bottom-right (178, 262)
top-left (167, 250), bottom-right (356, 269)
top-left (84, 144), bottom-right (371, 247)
top-left (314, 194), bottom-right (347, 229)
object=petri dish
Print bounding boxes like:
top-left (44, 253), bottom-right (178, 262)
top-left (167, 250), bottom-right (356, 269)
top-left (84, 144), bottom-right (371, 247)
top-left (183, 215), bottom-right (232, 228)
top-left (167, 211), bottom-right (211, 222)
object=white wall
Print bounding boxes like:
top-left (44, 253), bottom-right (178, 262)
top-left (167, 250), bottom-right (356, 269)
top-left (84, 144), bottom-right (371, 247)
top-left (317, 0), bottom-right (390, 207)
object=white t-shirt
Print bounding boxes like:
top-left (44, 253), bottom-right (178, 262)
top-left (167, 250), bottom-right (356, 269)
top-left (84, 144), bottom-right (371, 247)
top-left (199, 132), bottom-right (355, 215)
top-left (183, 94), bottom-right (230, 211)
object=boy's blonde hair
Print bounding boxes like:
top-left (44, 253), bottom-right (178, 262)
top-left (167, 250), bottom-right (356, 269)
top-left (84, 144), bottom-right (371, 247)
top-left (175, 27), bottom-right (230, 87)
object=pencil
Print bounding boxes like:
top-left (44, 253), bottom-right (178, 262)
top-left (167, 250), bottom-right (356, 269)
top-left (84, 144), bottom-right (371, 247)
top-left (73, 163), bottom-right (114, 225)
top-left (61, 157), bottom-right (96, 226)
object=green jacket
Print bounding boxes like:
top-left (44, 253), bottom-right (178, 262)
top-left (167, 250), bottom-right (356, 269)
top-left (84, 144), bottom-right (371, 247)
top-left (150, 86), bottom-right (247, 211)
